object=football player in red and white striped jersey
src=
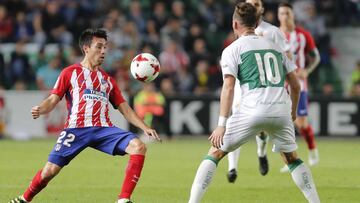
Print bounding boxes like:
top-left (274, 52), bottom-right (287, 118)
top-left (9, 29), bottom-right (160, 203)
top-left (278, 3), bottom-right (321, 171)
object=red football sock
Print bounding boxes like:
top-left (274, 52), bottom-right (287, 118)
top-left (119, 154), bottom-right (145, 199)
top-left (300, 126), bottom-right (316, 150)
top-left (23, 169), bottom-right (49, 202)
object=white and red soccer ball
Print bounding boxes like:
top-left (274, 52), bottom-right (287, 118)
top-left (130, 53), bottom-right (160, 83)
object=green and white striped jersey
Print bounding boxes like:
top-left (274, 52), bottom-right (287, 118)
top-left (221, 35), bottom-right (296, 117)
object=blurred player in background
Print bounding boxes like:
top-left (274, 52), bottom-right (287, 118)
top-left (278, 3), bottom-right (321, 172)
top-left (188, 3), bottom-right (320, 203)
top-left (226, 0), bottom-right (290, 182)
top-left (134, 83), bottom-right (172, 140)
top-left (9, 28), bottom-right (160, 203)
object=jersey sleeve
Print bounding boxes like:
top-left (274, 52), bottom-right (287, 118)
top-left (220, 46), bottom-right (239, 80)
top-left (51, 69), bottom-right (71, 99)
top-left (272, 28), bottom-right (290, 52)
top-left (282, 52), bottom-right (297, 73)
top-left (109, 77), bottom-right (126, 109)
top-left (303, 30), bottom-right (316, 53)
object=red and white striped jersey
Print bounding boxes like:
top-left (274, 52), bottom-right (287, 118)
top-left (51, 64), bottom-right (125, 128)
top-left (284, 27), bottom-right (316, 91)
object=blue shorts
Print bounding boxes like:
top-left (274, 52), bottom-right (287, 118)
top-left (297, 91), bottom-right (308, 116)
top-left (48, 127), bottom-right (137, 167)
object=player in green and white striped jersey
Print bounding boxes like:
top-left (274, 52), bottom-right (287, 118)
top-left (188, 3), bottom-right (320, 203)
top-left (227, 0), bottom-right (290, 182)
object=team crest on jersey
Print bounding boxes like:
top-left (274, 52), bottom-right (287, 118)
top-left (101, 79), bottom-right (107, 84)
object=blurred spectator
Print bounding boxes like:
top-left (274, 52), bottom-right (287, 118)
top-left (184, 23), bottom-right (205, 52)
top-left (107, 8), bottom-right (127, 28)
top-left (32, 12), bottom-right (46, 45)
top-left (189, 38), bottom-right (212, 72)
top-left (13, 80), bottom-right (27, 90)
top-left (127, 0), bottom-right (146, 34)
top-left (103, 41), bottom-right (123, 74)
top-left (159, 77), bottom-right (175, 97)
top-left (68, 45), bottom-right (82, 64)
top-left (223, 31), bottom-right (236, 49)
top-left (144, 19), bottom-right (161, 55)
top-left (36, 56), bottom-right (61, 90)
top-left (6, 42), bottom-right (34, 89)
top-left (102, 17), bottom-right (122, 48)
top-left (33, 46), bottom-right (47, 72)
top-left (263, 10), bottom-right (276, 25)
top-left (160, 15), bottom-right (187, 48)
top-left (176, 66), bottom-right (195, 94)
top-left (115, 48), bottom-right (136, 95)
top-left (321, 83), bottom-right (336, 97)
top-left (151, 1), bottom-right (168, 31)
top-left (171, 1), bottom-right (189, 28)
top-left (117, 21), bottom-right (141, 50)
top-left (159, 40), bottom-right (189, 77)
top-left (0, 5), bottom-right (13, 42)
top-left (194, 60), bottom-right (210, 95)
top-left (198, 0), bottom-right (224, 32)
top-left (13, 11), bottom-right (34, 42)
top-left (41, 1), bottom-right (73, 45)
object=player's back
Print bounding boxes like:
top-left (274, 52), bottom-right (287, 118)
top-left (221, 35), bottom-right (295, 117)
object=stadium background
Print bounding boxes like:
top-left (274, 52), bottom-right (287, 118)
top-left (0, 0), bottom-right (359, 202)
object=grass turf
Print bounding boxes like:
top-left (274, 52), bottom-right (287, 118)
top-left (1, 137), bottom-right (359, 203)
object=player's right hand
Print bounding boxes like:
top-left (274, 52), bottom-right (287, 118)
top-left (209, 126), bottom-right (225, 149)
top-left (31, 106), bottom-right (40, 119)
top-left (143, 127), bottom-right (162, 142)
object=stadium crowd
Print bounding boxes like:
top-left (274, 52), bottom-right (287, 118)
top-left (0, 0), bottom-right (360, 97)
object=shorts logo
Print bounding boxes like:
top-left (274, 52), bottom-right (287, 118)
top-left (55, 144), bottom-right (62, 151)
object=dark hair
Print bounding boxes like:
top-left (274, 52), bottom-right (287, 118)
top-left (233, 2), bottom-right (259, 28)
top-left (278, 3), bottom-right (293, 10)
top-left (78, 28), bottom-right (108, 54)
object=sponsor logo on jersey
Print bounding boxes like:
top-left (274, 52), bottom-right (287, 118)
top-left (83, 89), bottom-right (108, 103)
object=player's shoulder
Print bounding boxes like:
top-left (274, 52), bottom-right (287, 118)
top-left (62, 63), bottom-right (82, 73)
top-left (295, 26), bottom-right (311, 35)
top-left (260, 21), bottom-right (277, 30)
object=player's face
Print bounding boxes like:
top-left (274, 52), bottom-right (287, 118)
top-left (246, 0), bottom-right (264, 18)
top-left (86, 37), bottom-right (107, 66)
top-left (278, 6), bottom-right (294, 25)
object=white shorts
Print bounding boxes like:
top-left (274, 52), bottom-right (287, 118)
top-left (220, 112), bottom-right (297, 153)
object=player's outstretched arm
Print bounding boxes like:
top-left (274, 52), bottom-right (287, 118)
top-left (209, 75), bottom-right (235, 148)
top-left (31, 94), bottom-right (60, 119)
top-left (286, 71), bottom-right (300, 121)
top-left (118, 102), bottom-right (161, 142)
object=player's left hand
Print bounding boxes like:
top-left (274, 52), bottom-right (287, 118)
top-left (209, 126), bottom-right (226, 149)
top-left (143, 128), bottom-right (162, 142)
top-left (297, 69), bottom-right (308, 79)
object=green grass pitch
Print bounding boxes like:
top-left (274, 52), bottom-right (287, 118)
top-left (1, 137), bottom-right (360, 203)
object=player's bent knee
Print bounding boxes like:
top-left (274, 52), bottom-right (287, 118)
top-left (208, 147), bottom-right (227, 160)
top-left (127, 139), bottom-right (147, 155)
top-left (41, 162), bottom-right (61, 181)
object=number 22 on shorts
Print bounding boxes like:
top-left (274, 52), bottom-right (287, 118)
top-left (56, 131), bottom-right (76, 147)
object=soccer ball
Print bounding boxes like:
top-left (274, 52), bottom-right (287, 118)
top-left (130, 53), bottom-right (160, 83)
